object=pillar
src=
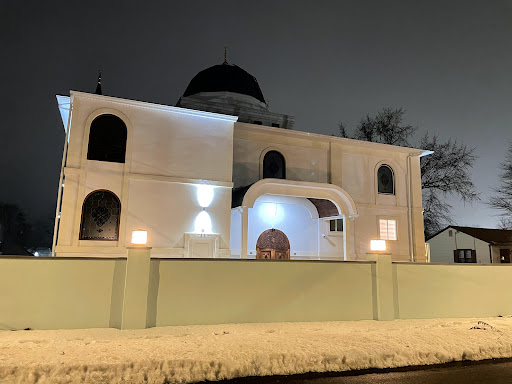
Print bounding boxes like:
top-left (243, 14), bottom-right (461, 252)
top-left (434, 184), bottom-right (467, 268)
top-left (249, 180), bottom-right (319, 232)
top-left (121, 247), bottom-right (151, 329)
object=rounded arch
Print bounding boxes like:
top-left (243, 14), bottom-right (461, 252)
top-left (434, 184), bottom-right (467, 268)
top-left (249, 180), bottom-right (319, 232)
top-left (79, 189), bottom-right (121, 240)
top-left (259, 147), bottom-right (287, 180)
top-left (242, 179), bottom-right (358, 219)
top-left (376, 164), bottom-right (395, 195)
top-left (87, 114), bottom-right (127, 163)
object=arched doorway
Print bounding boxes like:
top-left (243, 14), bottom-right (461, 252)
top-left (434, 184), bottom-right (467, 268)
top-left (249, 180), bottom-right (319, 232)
top-left (256, 228), bottom-right (290, 260)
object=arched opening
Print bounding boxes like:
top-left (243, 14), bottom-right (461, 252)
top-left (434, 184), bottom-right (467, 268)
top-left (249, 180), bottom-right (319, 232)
top-left (377, 165), bottom-right (394, 195)
top-left (230, 179), bottom-right (358, 260)
top-left (256, 228), bottom-right (290, 260)
top-left (79, 190), bottom-right (121, 240)
top-left (263, 150), bottom-right (286, 179)
top-left (87, 114), bottom-right (127, 163)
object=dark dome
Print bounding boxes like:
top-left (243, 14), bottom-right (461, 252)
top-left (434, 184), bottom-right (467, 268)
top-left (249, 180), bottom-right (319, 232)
top-left (183, 64), bottom-right (266, 103)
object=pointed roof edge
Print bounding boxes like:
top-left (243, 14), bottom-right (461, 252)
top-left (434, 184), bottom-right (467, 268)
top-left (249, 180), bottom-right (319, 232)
top-left (94, 70), bottom-right (102, 95)
top-left (426, 225), bottom-right (512, 244)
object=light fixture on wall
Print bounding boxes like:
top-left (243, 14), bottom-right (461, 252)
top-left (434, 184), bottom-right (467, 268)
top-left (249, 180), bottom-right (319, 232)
top-left (195, 184), bottom-right (214, 234)
top-left (196, 184), bottom-right (214, 208)
top-left (131, 230), bottom-right (148, 245)
top-left (195, 209), bottom-right (212, 234)
top-left (370, 239), bottom-right (386, 252)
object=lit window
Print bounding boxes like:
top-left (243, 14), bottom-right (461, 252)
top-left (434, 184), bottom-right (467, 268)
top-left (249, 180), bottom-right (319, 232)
top-left (379, 219), bottom-right (397, 240)
top-left (329, 219), bottom-right (343, 232)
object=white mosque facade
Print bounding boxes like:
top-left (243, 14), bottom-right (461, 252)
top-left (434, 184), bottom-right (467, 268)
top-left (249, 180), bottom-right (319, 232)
top-left (54, 62), bottom-right (428, 262)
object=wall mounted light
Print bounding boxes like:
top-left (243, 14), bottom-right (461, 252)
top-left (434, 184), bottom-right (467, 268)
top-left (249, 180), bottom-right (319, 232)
top-left (131, 230), bottom-right (148, 245)
top-left (195, 210), bottom-right (212, 234)
top-left (197, 185), bottom-right (214, 208)
top-left (370, 239), bottom-right (386, 252)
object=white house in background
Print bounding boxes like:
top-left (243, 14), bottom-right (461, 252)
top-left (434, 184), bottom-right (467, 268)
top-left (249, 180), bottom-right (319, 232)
top-left (53, 60), bottom-right (429, 261)
top-left (427, 226), bottom-right (512, 264)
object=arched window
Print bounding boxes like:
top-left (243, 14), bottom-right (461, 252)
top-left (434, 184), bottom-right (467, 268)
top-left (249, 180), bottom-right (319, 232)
top-left (263, 150), bottom-right (286, 179)
top-left (80, 190), bottom-right (121, 240)
top-left (87, 114), bottom-right (127, 163)
top-left (377, 165), bottom-right (395, 194)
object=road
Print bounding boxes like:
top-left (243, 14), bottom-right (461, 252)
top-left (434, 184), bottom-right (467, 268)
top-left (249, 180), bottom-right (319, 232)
top-left (201, 359), bottom-right (512, 384)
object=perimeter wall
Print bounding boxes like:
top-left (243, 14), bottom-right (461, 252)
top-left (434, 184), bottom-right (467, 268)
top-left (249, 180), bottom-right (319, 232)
top-left (0, 254), bottom-right (511, 330)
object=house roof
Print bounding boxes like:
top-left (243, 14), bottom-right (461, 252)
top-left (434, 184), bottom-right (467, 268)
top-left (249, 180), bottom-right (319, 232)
top-left (427, 225), bottom-right (512, 244)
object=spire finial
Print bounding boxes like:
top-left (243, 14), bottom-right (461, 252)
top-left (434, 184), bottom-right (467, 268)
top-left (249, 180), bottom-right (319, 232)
top-left (223, 46), bottom-right (228, 65)
top-left (94, 70), bottom-right (102, 95)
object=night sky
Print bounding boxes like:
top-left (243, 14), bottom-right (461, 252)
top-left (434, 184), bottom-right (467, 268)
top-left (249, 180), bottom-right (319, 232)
top-left (1, 1), bottom-right (511, 229)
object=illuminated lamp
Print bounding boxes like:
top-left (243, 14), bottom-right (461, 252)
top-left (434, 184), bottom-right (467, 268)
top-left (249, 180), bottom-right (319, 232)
top-left (197, 185), bottom-right (214, 208)
top-left (370, 239), bottom-right (386, 252)
top-left (131, 230), bottom-right (148, 245)
top-left (195, 210), bottom-right (212, 234)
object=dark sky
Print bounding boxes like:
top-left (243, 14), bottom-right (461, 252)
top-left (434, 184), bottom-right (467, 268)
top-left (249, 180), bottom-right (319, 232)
top-left (1, 0), bottom-right (511, 229)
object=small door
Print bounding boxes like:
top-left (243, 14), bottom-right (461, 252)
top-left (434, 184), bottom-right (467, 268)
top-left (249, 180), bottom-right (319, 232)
top-left (256, 228), bottom-right (290, 260)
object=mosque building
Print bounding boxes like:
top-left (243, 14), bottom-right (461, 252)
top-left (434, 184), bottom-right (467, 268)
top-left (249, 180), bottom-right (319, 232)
top-left (54, 58), bottom-right (428, 262)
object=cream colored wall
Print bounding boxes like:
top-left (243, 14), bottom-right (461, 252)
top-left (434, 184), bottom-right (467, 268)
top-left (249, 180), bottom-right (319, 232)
top-left (395, 263), bottom-right (512, 318)
top-left (56, 92), bottom-right (235, 257)
top-left (152, 259), bottom-right (375, 326)
top-left (4, 256), bottom-right (512, 330)
top-left (233, 124), bottom-right (426, 262)
top-left (428, 228), bottom-right (491, 264)
top-left (125, 180), bottom-right (231, 255)
top-left (0, 257), bottom-right (126, 330)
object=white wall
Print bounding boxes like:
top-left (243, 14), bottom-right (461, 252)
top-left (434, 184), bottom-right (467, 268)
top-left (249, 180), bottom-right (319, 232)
top-left (56, 92), bottom-right (236, 257)
top-left (428, 228), bottom-right (491, 264)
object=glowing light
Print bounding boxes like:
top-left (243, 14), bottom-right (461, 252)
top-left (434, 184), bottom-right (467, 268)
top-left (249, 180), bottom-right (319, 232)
top-left (131, 230), bottom-right (148, 245)
top-left (370, 239), bottom-right (386, 252)
top-left (196, 185), bottom-right (214, 208)
top-left (258, 202), bottom-right (283, 227)
top-left (263, 203), bottom-right (278, 218)
top-left (34, 251), bottom-right (40, 257)
top-left (195, 210), bottom-right (212, 233)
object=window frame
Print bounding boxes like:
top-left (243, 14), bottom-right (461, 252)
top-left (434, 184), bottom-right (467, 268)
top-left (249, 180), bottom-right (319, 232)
top-left (261, 149), bottom-right (286, 180)
top-left (86, 114), bottom-right (128, 164)
top-left (453, 249), bottom-right (476, 263)
top-left (79, 189), bottom-right (121, 241)
top-left (328, 218), bottom-right (344, 235)
top-left (377, 164), bottom-right (395, 195)
top-left (378, 218), bottom-right (398, 241)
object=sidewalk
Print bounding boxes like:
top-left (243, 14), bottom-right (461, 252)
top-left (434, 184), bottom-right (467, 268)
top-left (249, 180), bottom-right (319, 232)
top-left (1, 317), bottom-right (512, 383)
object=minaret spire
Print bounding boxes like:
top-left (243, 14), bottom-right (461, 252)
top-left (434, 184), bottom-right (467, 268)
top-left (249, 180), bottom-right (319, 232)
top-left (94, 70), bottom-right (102, 95)
top-left (223, 46), bottom-right (228, 65)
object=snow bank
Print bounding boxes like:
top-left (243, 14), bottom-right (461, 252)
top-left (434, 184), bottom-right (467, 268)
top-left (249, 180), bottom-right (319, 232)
top-left (1, 317), bottom-right (512, 383)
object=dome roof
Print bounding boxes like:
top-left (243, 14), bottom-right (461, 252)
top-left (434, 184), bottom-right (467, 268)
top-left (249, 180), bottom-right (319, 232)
top-left (183, 64), bottom-right (266, 103)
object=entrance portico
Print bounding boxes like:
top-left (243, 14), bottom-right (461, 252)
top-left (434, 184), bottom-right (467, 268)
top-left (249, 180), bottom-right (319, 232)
top-left (231, 179), bottom-right (358, 260)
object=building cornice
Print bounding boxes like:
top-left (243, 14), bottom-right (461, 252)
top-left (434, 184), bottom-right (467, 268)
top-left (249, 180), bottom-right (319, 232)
top-left (69, 91), bottom-right (239, 123)
top-left (234, 122), bottom-right (429, 156)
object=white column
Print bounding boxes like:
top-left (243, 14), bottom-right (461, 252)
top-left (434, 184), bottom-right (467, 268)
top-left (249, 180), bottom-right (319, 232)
top-left (241, 207), bottom-right (249, 259)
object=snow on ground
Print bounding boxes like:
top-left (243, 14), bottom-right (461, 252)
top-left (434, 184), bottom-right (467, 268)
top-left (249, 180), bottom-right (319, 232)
top-left (1, 317), bottom-right (512, 384)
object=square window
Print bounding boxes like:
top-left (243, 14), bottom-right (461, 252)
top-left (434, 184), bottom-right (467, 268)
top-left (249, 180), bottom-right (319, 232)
top-left (379, 219), bottom-right (397, 240)
top-left (329, 219), bottom-right (343, 232)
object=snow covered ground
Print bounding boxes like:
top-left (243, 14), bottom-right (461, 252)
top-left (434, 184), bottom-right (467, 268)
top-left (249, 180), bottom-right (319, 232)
top-left (1, 317), bottom-right (512, 384)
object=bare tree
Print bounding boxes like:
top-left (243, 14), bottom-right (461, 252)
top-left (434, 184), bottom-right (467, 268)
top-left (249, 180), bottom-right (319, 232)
top-left (489, 143), bottom-right (512, 229)
top-left (419, 134), bottom-right (479, 237)
top-left (337, 108), bottom-right (478, 238)
top-left (354, 108), bottom-right (416, 147)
